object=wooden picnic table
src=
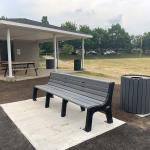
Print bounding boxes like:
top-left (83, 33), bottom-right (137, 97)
top-left (1, 61), bottom-right (38, 76)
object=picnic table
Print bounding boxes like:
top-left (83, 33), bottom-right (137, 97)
top-left (1, 61), bottom-right (38, 76)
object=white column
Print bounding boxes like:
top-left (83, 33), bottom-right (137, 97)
top-left (82, 38), bottom-right (85, 70)
top-left (56, 40), bottom-right (59, 69)
top-left (53, 34), bottom-right (57, 71)
top-left (7, 29), bottom-right (13, 77)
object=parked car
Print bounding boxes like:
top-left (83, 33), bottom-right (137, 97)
top-left (104, 50), bottom-right (116, 55)
top-left (69, 49), bottom-right (81, 55)
top-left (87, 51), bottom-right (97, 55)
top-left (70, 51), bottom-right (77, 55)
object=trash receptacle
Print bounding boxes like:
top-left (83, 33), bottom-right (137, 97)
top-left (74, 59), bottom-right (81, 71)
top-left (120, 75), bottom-right (150, 114)
top-left (46, 59), bottom-right (54, 69)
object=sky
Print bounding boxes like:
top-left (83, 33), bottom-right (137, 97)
top-left (0, 0), bottom-right (150, 35)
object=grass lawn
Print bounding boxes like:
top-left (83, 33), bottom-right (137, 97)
top-left (58, 54), bottom-right (150, 83)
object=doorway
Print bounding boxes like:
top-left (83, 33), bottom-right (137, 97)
top-left (0, 41), bottom-right (14, 61)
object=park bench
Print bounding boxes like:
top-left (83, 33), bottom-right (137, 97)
top-left (33, 72), bottom-right (115, 132)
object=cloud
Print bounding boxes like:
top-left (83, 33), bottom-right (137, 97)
top-left (108, 15), bottom-right (123, 25)
top-left (75, 9), bottom-right (83, 13)
top-left (0, 0), bottom-right (150, 34)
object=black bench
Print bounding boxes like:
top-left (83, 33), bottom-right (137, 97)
top-left (33, 72), bottom-right (115, 132)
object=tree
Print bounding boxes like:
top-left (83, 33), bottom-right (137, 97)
top-left (40, 16), bottom-right (53, 54)
top-left (62, 44), bottom-right (74, 54)
top-left (0, 16), bottom-right (7, 19)
top-left (79, 25), bottom-right (93, 52)
top-left (61, 21), bottom-right (77, 31)
top-left (41, 16), bottom-right (49, 25)
top-left (108, 24), bottom-right (131, 51)
top-left (61, 22), bottom-right (80, 50)
top-left (79, 25), bottom-right (91, 34)
top-left (39, 18), bottom-right (136, 55)
top-left (39, 42), bottom-right (53, 54)
top-left (131, 35), bottom-right (142, 49)
top-left (143, 32), bottom-right (150, 50)
top-left (92, 28), bottom-right (109, 54)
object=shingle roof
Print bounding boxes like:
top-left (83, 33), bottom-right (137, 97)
top-left (1, 18), bottom-right (87, 36)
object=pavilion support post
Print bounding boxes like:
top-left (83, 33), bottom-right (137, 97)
top-left (56, 40), bottom-right (59, 69)
top-left (82, 38), bottom-right (85, 70)
top-left (53, 34), bottom-right (57, 71)
top-left (7, 29), bottom-right (13, 77)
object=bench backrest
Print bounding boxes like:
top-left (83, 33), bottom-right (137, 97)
top-left (48, 72), bottom-right (115, 105)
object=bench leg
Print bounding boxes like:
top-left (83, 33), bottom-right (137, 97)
top-left (84, 108), bottom-right (95, 132)
top-left (61, 99), bottom-right (68, 117)
top-left (33, 87), bottom-right (38, 101)
top-left (80, 106), bottom-right (85, 112)
top-left (35, 68), bottom-right (38, 76)
top-left (45, 93), bottom-right (52, 108)
top-left (25, 64), bottom-right (29, 75)
top-left (105, 106), bottom-right (113, 123)
top-left (4, 68), bottom-right (7, 77)
top-left (25, 69), bottom-right (28, 75)
top-left (33, 64), bottom-right (38, 76)
top-left (13, 70), bottom-right (16, 76)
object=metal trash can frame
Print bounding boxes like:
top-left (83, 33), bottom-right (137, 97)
top-left (121, 75), bottom-right (150, 114)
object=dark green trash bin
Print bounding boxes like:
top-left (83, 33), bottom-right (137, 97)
top-left (46, 59), bottom-right (54, 69)
top-left (74, 59), bottom-right (81, 71)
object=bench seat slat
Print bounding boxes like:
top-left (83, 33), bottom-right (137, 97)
top-left (35, 84), bottom-right (104, 108)
top-left (49, 79), bottom-right (108, 98)
top-left (49, 85), bottom-right (105, 105)
top-left (49, 79), bottom-right (108, 93)
top-left (48, 82), bottom-right (107, 102)
top-left (51, 73), bottom-right (110, 88)
top-left (35, 84), bottom-right (103, 106)
top-left (51, 78), bottom-right (109, 92)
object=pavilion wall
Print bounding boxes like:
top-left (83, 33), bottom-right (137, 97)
top-left (13, 40), bottom-right (39, 65)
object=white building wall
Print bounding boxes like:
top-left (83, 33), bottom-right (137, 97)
top-left (13, 40), bottom-right (39, 65)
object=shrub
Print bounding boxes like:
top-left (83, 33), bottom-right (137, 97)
top-left (62, 44), bottom-right (74, 54)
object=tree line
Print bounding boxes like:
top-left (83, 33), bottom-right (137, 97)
top-left (40, 16), bottom-right (150, 55)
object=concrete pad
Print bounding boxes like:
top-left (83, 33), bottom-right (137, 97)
top-left (137, 113), bottom-right (150, 118)
top-left (1, 97), bottom-right (125, 150)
